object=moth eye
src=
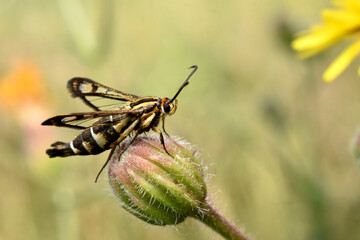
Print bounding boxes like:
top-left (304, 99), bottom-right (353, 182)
top-left (163, 102), bottom-right (171, 113)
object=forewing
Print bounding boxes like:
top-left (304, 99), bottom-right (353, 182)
top-left (67, 78), bottom-right (140, 111)
top-left (41, 109), bottom-right (142, 130)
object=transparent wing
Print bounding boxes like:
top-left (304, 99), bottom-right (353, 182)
top-left (67, 78), bottom-right (140, 111)
top-left (41, 108), bottom-right (142, 130)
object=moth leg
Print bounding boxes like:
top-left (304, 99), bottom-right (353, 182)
top-left (152, 126), bottom-right (173, 158)
top-left (113, 118), bottom-right (140, 161)
top-left (94, 130), bottom-right (136, 183)
top-left (161, 115), bottom-right (170, 136)
top-left (94, 129), bottom-right (141, 183)
top-left (95, 144), bottom-right (117, 183)
top-left (116, 132), bottom-right (140, 161)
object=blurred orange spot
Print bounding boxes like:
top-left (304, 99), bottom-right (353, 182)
top-left (0, 61), bottom-right (52, 158)
top-left (0, 61), bottom-right (47, 111)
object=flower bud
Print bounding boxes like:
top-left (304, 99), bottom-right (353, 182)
top-left (108, 134), bottom-right (207, 225)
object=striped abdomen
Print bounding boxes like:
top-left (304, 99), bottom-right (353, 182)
top-left (46, 117), bottom-right (136, 158)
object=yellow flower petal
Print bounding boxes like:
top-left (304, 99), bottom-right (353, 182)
top-left (292, 0), bottom-right (360, 81)
top-left (292, 1), bottom-right (360, 58)
top-left (292, 32), bottom-right (342, 58)
top-left (335, 0), bottom-right (360, 11)
top-left (323, 39), bottom-right (360, 81)
top-left (323, 9), bottom-right (360, 27)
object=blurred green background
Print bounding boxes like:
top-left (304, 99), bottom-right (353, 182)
top-left (1, 0), bottom-right (360, 239)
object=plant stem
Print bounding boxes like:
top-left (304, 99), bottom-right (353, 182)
top-left (193, 203), bottom-right (249, 240)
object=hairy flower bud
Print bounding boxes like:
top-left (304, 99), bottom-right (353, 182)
top-left (108, 134), bottom-right (207, 225)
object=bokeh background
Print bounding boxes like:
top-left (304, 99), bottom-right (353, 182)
top-left (1, 0), bottom-right (360, 239)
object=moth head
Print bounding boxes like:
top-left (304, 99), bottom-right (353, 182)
top-left (161, 98), bottom-right (177, 116)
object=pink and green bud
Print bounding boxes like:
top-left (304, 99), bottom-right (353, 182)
top-left (108, 134), bottom-right (207, 225)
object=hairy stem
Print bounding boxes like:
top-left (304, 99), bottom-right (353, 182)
top-left (193, 203), bottom-right (249, 240)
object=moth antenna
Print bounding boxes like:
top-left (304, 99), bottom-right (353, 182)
top-left (170, 65), bottom-right (198, 103)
